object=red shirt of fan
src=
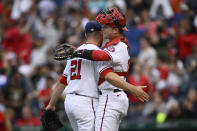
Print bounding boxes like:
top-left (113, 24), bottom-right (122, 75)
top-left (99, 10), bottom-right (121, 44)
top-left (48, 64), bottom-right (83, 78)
top-left (39, 88), bottom-right (51, 108)
top-left (157, 66), bottom-right (169, 80)
top-left (3, 27), bottom-right (32, 63)
top-left (176, 34), bottom-right (197, 59)
top-left (128, 75), bottom-right (150, 102)
top-left (0, 111), bottom-right (6, 131)
top-left (15, 117), bottom-right (41, 126)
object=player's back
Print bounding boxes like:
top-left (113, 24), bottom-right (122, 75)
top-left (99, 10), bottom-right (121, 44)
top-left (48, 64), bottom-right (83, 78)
top-left (64, 44), bottom-right (101, 98)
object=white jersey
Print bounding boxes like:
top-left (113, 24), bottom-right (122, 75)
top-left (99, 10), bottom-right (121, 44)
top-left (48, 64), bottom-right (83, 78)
top-left (95, 39), bottom-right (130, 131)
top-left (99, 41), bottom-right (130, 90)
top-left (62, 44), bottom-right (112, 98)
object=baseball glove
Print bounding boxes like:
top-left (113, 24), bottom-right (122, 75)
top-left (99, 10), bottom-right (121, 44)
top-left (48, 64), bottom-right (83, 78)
top-left (54, 43), bottom-right (76, 61)
top-left (41, 109), bottom-right (63, 131)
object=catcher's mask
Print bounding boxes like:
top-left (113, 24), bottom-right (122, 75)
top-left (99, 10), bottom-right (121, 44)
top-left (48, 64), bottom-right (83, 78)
top-left (96, 7), bottom-right (128, 32)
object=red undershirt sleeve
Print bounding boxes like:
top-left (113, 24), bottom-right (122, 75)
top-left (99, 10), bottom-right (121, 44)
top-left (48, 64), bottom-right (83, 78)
top-left (100, 67), bottom-right (113, 78)
top-left (92, 50), bottom-right (111, 61)
top-left (59, 75), bottom-right (68, 86)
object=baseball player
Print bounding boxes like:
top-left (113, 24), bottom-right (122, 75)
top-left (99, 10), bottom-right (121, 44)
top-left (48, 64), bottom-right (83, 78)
top-left (73, 8), bottom-right (150, 131)
top-left (46, 21), bottom-right (149, 131)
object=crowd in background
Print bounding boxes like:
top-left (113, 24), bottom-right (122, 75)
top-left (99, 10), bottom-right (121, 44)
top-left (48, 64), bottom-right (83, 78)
top-left (0, 0), bottom-right (197, 128)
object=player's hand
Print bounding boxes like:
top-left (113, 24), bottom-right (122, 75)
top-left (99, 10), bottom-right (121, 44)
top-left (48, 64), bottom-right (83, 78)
top-left (46, 104), bottom-right (56, 111)
top-left (130, 86), bottom-right (150, 102)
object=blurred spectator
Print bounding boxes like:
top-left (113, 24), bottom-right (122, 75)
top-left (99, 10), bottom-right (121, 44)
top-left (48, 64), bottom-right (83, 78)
top-left (149, 0), bottom-right (174, 19)
top-left (38, 0), bottom-right (56, 19)
top-left (175, 18), bottom-right (197, 60)
top-left (11, 0), bottom-right (33, 20)
top-left (87, 0), bottom-right (106, 14)
top-left (138, 36), bottom-right (157, 68)
top-left (54, 63), bottom-right (65, 76)
top-left (0, 50), bottom-right (6, 70)
top-left (182, 88), bottom-right (197, 117)
top-left (106, 0), bottom-right (126, 13)
top-left (33, 11), bottom-right (62, 50)
top-left (170, 0), bottom-right (184, 14)
top-left (30, 35), bottom-right (47, 69)
top-left (36, 63), bottom-right (57, 91)
top-left (185, 0), bottom-right (197, 13)
top-left (128, 63), bottom-right (150, 102)
top-left (123, 9), bottom-right (146, 56)
top-left (2, 16), bottom-right (33, 64)
top-left (0, 1), bottom-right (3, 16)
top-left (0, 68), bottom-right (7, 88)
top-left (166, 96), bottom-right (197, 120)
top-left (0, 90), bottom-right (5, 112)
top-left (166, 99), bottom-right (184, 120)
top-left (151, 56), bottom-right (169, 100)
top-left (38, 75), bottom-right (54, 115)
top-left (0, 111), bottom-right (12, 131)
top-left (125, 0), bottom-right (151, 14)
top-left (127, 102), bottom-right (145, 120)
top-left (142, 92), bottom-right (167, 120)
top-left (194, 15), bottom-right (197, 28)
top-left (15, 105), bottom-right (41, 126)
top-left (4, 108), bottom-right (15, 124)
top-left (172, 1), bottom-right (191, 28)
top-left (150, 21), bottom-right (169, 57)
top-left (185, 46), bottom-right (197, 89)
top-left (155, 56), bottom-right (169, 84)
top-left (138, 9), bottom-right (159, 38)
top-left (2, 67), bottom-right (33, 119)
top-left (168, 48), bottom-right (184, 76)
top-left (167, 48), bottom-right (184, 97)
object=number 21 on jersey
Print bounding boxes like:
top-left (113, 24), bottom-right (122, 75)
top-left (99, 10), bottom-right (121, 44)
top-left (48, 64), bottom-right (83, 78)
top-left (70, 59), bottom-right (82, 80)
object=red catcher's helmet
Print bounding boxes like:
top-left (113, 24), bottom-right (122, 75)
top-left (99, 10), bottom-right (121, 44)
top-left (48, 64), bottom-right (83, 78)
top-left (96, 7), bottom-right (128, 31)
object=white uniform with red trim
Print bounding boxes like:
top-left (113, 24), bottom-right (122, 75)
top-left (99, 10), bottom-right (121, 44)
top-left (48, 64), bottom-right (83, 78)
top-left (95, 37), bottom-right (130, 131)
top-left (60, 44), bottom-right (111, 131)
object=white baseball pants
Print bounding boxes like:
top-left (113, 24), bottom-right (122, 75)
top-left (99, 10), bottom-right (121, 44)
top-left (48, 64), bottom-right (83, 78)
top-left (65, 94), bottom-right (98, 131)
top-left (95, 91), bottom-right (129, 131)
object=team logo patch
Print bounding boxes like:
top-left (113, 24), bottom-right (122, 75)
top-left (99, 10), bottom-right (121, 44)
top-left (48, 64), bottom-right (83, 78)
top-left (107, 46), bottom-right (115, 52)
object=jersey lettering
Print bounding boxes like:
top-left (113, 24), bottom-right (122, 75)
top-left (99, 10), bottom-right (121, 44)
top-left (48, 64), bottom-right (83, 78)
top-left (70, 59), bottom-right (82, 80)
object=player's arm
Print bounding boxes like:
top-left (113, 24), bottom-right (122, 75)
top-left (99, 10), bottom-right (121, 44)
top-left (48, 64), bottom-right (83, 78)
top-left (101, 69), bottom-right (149, 102)
top-left (46, 81), bottom-right (66, 111)
top-left (46, 61), bottom-right (70, 111)
top-left (75, 49), bottom-right (111, 61)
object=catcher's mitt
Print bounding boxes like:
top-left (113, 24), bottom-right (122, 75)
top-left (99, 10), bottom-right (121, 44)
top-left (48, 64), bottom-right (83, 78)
top-left (41, 109), bottom-right (63, 131)
top-left (54, 43), bottom-right (76, 61)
